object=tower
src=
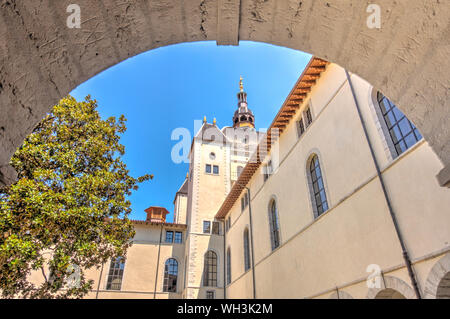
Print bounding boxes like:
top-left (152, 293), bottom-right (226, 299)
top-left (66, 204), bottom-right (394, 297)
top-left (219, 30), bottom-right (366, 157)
top-left (232, 77), bottom-right (255, 128)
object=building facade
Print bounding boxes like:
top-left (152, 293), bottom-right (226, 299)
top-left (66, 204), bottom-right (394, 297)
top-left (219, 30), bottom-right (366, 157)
top-left (33, 58), bottom-right (450, 299)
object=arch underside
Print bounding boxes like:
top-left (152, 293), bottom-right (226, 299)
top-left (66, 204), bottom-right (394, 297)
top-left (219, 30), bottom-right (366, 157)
top-left (367, 276), bottom-right (416, 299)
top-left (0, 0), bottom-right (449, 186)
top-left (424, 253), bottom-right (450, 299)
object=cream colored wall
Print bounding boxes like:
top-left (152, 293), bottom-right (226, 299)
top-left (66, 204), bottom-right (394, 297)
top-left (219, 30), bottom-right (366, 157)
top-left (174, 194), bottom-right (188, 224)
top-left (184, 138), bottom-right (227, 299)
top-left (26, 224), bottom-right (187, 299)
top-left (24, 64), bottom-right (450, 300)
top-left (91, 224), bottom-right (186, 299)
top-left (223, 64), bottom-right (450, 299)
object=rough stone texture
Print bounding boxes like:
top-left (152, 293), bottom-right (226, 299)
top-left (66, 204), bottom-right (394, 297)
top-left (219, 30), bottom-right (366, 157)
top-left (0, 0), bottom-right (449, 186)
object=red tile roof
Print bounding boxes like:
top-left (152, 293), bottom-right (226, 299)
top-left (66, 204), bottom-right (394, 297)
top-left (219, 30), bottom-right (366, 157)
top-left (215, 57), bottom-right (329, 219)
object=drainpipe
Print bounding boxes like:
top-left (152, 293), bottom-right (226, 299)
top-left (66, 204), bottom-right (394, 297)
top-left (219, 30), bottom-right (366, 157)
top-left (95, 262), bottom-right (105, 299)
top-left (345, 70), bottom-right (422, 299)
top-left (223, 220), bottom-right (227, 299)
top-left (245, 187), bottom-right (257, 299)
top-left (153, 223), bottom-right (164, 299)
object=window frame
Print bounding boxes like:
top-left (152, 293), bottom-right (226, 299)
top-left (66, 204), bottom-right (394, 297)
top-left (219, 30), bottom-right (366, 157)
top-left (263, 160), bottom-right (273, 182)
top-left (206, 290), bottom-right (215, 299)
top-left (203, 250), bottom-right (218, 287)
top-left (243, 228), bottom-right (251, 272)
top-left (226, 247), bottom-right (231, 285)
top-left (268, 200), bottom-right (281, 251)
top-left (376, 92), bottom-right (422, 158)
top-left (225, 217), bottom-right (231, 232)
top-left (212, 221), bottom-right (220, 235)
top-left (163, 258), bottom-right (178, 293)
top-left (205, 164), bottom-right (212, 174)
top-left (203, 221), bottom-right (211, 234)
top-left (308, 155), bottom-right (329, 218)
top-left (106, 257), bottom-right (125, 291)
top-left (165, 230), bottom-right (174, 243)
top-left (305, 107), bottom-right (313, 127)
top-left (297, 117), bottom-right (305, 137)
top-left (174, 231), bottom-right (183, 244)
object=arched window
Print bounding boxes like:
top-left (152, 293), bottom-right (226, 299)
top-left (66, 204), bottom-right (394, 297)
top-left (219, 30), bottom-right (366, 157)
top-left (376, 92), bottom-right (422, 157)
top-left (268, 200), bottom-right (280, 250)
top-left (203, 250), bottom-right (217, 287)
top-left (106, 257), bottom-right (125, 290)
top-left (309, 155), bottom-right (328, 218)
top-left (226, 248), bottom-right (231, 285)
top-left (163, 258), bottom-right (178, 292)
top-left (243, 228), bottom-right (251, 271)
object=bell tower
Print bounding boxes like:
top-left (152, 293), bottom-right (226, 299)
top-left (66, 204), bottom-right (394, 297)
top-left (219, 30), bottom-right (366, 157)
top-left (232, 77), bottom-right (255, 128)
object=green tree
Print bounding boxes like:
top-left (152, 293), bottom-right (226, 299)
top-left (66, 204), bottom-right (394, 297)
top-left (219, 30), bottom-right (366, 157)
top-left (0, 96), bottom-right (151, 298)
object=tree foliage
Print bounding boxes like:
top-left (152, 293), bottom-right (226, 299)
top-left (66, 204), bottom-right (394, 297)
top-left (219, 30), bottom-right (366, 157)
top-left (0, 96), bottom-right (151, 298)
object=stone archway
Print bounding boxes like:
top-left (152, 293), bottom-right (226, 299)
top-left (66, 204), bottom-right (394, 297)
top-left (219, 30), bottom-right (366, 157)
top-left (367, 276), bottom-right (416, 299)
top-left (374, 288), bottom-right (406, 299)
top-left (424, 253), bottom-right (450, 299)
top-left (0, 1), bottom-right (449, 186)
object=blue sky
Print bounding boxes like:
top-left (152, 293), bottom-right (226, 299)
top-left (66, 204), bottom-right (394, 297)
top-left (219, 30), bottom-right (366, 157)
top-left (71, 41), bottom-right (311, 222)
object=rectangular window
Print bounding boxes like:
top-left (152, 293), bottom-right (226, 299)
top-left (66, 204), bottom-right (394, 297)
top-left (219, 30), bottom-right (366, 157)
top-left (212, 221), bottom-right (220, 235)
top-left (165, 231), bottom-right (174, 243)
top-left (213, 165), bottom-right (219, 175)
top-left (174, 231), bottom-right (183, 243)
top-left (241, 192), bottom-right (249, 211)
top-left (226, 249), bottom-right (231, 285)
top-left (206, 291), bottom-right (215, 299)
top-left (106, 257), bottom-right (125, 291)
top-left (225, 217), bottom-right (231, 232)
top-left (297, 118), bottom-right (305, 137)
top-left (263, 160), bottom-right (273, 182)
top-left (305, 108), bottom-right (312, 127)
top-left (203, 221), bottom-right (211, 234)
top-left (205, 164), bottom-right (212, 174)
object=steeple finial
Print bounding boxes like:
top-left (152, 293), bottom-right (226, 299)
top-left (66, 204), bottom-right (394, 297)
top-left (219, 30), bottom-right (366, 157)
top-left (203, 116), bottom-right (207, 124)
top-left (239, 76), bottom-right (244, 92)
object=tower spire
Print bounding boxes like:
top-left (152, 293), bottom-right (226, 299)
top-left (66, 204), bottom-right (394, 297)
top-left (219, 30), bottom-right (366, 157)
top-left (232, 76), bottom-right (255, 128)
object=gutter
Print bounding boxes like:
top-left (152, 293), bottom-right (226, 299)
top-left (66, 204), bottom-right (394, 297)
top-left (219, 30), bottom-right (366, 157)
top-left (95, 262), bottom-right (105, 299)
top-left (153, 223), bottom-right (164, 299)
top-left (345, 70), bottom-right (422, 299)
top-left (245, 187), bottom-right (257, 299)
top-left (223, 220), bottom-right (227, 299)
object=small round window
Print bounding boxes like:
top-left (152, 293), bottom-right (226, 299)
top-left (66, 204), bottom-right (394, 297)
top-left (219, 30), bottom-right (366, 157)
top-left (209, 152), bottom-right (216, 160)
